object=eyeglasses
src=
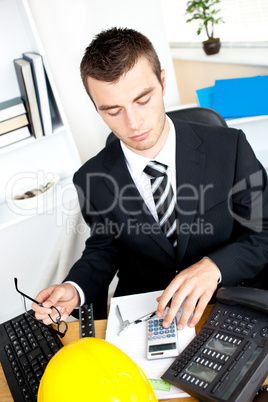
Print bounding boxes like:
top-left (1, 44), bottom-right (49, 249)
top-left (14, 278), bottom-right (68, 338)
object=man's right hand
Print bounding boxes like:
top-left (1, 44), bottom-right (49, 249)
top-left (31, 283), bottom-right (80, 325)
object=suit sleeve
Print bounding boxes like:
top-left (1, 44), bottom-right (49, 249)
top-left (207, 130), bottom-right (268, 286)
top-left (63, 171), bottom-right (119, 305)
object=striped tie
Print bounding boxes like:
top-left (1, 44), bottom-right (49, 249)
top-left (144, 161), bottom-right (177, 247)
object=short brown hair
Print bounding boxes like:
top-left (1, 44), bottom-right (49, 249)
top-left (80, 27), bottom-right (162, 99)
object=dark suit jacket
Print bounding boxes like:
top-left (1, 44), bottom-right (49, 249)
top-left (65, 118), bottom-right (268, 312)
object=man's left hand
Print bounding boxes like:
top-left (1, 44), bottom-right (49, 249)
top-left (156, 258), bottom-right (221, 330)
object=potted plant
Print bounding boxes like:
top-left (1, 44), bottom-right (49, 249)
top-left (185, 0), bottom-right (224, 55)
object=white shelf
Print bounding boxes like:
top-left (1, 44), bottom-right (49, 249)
top-left (0, 176), bottom-right (78, 230)
top-left (170, 46), bottom-right (268, 67)
top-left (0, 0), bottom-right (83, 323)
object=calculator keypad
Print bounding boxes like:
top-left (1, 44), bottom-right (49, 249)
top-left (147, 319), bottom-right (176, 341)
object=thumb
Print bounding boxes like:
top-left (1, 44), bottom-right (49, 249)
top-left (42, 286), bottom-right (65, 308)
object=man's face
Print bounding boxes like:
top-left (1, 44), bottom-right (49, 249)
top-left (86, 57), bottom-right (169, 158)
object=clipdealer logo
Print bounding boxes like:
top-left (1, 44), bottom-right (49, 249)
top-left (227, 170), bottom-right (264, 233)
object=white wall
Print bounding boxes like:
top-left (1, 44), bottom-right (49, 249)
top-left (27, 0), bottom-right (180, 163)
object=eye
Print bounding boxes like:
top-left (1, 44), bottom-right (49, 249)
top-left (108, 109), bottom-right (121, 117)
top-left (138, 97), bottom-right (150, 105)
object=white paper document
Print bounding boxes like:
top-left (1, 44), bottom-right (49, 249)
top-left (105, 290), bottom-right (196, 400)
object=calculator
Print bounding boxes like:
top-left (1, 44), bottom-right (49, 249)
top-left (162, 287), bottom-right (268, 402)
top-left (147, 317), bottom-right (179, 359)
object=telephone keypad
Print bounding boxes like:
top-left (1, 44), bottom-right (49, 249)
top-left (210, 309), bottom-right (258, 339)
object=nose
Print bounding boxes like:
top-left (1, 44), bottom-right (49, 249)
top-left (125, 108), bottom-right (143, 131)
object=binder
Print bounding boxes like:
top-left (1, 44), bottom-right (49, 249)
top-left (212, 76), bottom-right (268, 118)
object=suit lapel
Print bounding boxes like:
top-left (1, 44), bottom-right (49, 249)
top-left (173, 120), bottom-right (207, 263)
top-left (102, 140), bottom-right (176, 257)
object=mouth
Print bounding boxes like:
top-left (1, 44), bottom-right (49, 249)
top-left (130, 130), bottom-right (151, 141)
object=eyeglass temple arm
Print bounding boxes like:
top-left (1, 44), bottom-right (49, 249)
top-left (14, 278), bottom-right (43, 307)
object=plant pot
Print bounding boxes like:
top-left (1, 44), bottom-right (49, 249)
top-left (202, 38), bottom-right (221, 55)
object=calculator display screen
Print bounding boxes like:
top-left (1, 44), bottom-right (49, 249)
top-left (149, 343), bottom-right (177, 352)
top-left (207, 337), bottom-right (238, 356)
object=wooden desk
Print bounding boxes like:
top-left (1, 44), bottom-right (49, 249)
top-left (0, 305), bottom-right (267, 401)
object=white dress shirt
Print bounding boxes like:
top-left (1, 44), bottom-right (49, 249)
top-left (120, 116), bottom-right (176, 223)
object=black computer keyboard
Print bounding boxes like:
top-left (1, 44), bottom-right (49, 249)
top-left (0, 310), bottom-right (63, 401)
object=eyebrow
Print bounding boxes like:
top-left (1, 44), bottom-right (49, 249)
top-left (98, 87), bottom-right (154, 111)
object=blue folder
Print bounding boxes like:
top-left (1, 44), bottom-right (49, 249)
top-left (196, 86), bottom-right (214, 108)
top-left (212, 76), bottom-right (268, 119)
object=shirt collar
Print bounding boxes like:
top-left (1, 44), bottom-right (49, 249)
top-left (120, 116), bottom-right (176, 179)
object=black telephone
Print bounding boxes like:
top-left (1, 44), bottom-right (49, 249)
top-left (162, 287), bottom-right (268, 402)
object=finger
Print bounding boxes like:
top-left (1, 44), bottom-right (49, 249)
top-left (188, 294), bottom-right (210, 328)
top-left (42, 287), bottom-right (65, 308)
top-left (157, 278), bottom-right (181, 317)
top-left (55, 306), bottom-right (69, 321)
top-left (60, 309), bottom-right (70, 322)
top-left (35, 285), bottom-right (57, 304)
top-left (176, 294), bottom-right (199, 330)
top-left (32, 286), bottom-right (57, 315)
top-left (162, 292), bottom-right (187, 328)
top-left (35, 306), bottom-right (66, 325)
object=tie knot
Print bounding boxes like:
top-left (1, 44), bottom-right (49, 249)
top-left (144, 161), bottom-right (167, 179)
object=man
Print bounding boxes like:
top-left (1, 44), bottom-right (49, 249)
top-left (32, 27), bottom-right (268, 331)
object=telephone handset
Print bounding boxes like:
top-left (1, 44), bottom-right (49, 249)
top-left (216, 286), bottom-right (268, 314)
top-left (162, 287), bottom-right (268, 402)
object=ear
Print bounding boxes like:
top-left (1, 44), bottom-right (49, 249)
top-left (161, 69), bottom-right (166, 95)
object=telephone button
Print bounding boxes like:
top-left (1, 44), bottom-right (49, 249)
top-left (227, 361), bottom-right (236, 371)
top-left (219, 371), bottom-right (229, 382)
top-left (242, 341), bottom-right (251, 351)
top-left (251, 318), bottom-right (258, 324)
top-left (211, 381), bottom-right (221, 394)
top-left (235, 350), bottom-right (244, 361)
top-left (260, 326), bottom-right (268, 338)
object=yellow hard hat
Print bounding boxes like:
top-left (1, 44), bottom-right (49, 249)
top-left (38, 337), bottom-right (157, 401)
